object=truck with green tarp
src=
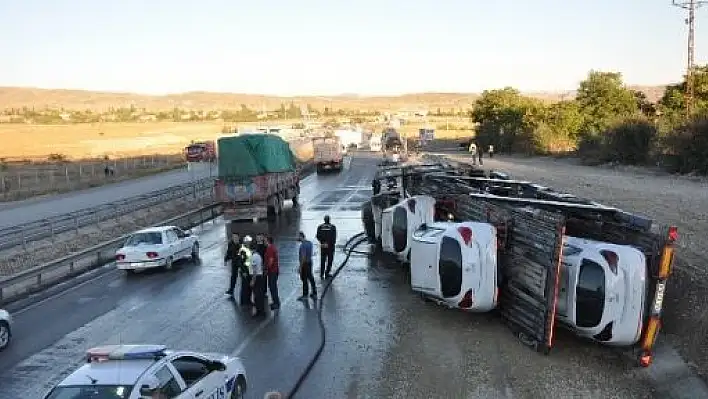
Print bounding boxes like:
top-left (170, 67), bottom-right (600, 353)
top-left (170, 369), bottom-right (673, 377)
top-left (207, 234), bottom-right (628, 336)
top-left (214, 134), bottom-right (301, 221)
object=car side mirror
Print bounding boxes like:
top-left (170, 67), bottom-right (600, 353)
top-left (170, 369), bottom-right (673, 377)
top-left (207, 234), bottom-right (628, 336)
top-left (209, 360), bottom-right (227, 372)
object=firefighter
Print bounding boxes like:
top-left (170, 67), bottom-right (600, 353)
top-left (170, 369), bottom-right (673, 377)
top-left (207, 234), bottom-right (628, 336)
top-left (238, 236), bottom-right (254, 307)
top-left (316, 215), bottom-right (337, 279)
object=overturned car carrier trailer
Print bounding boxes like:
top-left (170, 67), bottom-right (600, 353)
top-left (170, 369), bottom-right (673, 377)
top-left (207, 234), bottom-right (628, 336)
top-left (365, 160), bottom-right (678, 367)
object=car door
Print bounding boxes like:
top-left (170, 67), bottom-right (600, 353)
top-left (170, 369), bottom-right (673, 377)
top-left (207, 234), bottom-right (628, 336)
top-left (164, 230), bottom-right (180, 258)
top-left (141, 364), bottom-right (189, 398)
top-left (170, 355), bottom-right (227, 399)
top-left (410, 227), bottom-right (443, 297)
top-left (171, 228), bottom-right (190, 257)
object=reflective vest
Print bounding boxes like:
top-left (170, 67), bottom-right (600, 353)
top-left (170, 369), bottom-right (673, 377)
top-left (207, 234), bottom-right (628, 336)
top-left (240, 246), bottom-right (253, 274)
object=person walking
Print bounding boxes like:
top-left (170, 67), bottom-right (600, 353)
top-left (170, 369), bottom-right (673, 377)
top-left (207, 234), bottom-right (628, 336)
top-left (238, 235), bottom-right (254, 307)
top-left (223, 232), bottom-right (243, 299)
top-left (297, 231), bottom-right (317, 300)
top-left (468, 142), bottom-right (477, 165)
top-left (316, 215), bottom-right (337, 279)
top-left (488, 144), bottom-right (494, 158)
top-left (477, 141), bottom-right (484, 165)
top-left (249, 238), bottom-right (267, 318)
top-left (264, 235), bottom-right (281, 310)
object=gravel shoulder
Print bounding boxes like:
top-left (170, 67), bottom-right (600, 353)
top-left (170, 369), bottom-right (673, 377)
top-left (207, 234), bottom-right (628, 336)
top-left (448, 153), bottom-right (708, 382)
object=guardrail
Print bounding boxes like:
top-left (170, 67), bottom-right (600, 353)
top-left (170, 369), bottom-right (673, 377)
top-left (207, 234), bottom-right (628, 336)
top-left (0, 178), bottom-right (214, 252)
top-left (0, 203), bottom-right (222, 306)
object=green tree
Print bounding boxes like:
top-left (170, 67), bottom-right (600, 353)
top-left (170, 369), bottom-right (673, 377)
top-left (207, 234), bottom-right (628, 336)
top-left (575, 71), bottom-right (639, 136)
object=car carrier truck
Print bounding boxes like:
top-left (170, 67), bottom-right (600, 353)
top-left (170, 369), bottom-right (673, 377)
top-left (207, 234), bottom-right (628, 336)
top-left (214, 134), bottom-right (300, 222)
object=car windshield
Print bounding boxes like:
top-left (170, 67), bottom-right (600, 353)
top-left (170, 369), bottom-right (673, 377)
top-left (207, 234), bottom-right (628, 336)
top-left (44, 385), bottom-right (133, 399)
top-left (125, 232), bottom-right (162, 246)
top-left (575, 258), bottom-right (606, 328)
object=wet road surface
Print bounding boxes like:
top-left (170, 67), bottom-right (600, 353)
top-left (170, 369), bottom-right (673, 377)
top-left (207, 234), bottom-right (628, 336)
top-left (0, 154), bottom-right (669, 398)
top-left (0, 165), bottom-right (213, 228)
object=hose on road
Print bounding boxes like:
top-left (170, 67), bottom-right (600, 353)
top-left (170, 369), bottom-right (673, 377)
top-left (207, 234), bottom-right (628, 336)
top-left (284, 231), bottom-right (371, 399)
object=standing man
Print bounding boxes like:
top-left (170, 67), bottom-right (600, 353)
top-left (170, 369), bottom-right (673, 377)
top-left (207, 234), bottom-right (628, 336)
top-left (223, 232), bottom-right (243, 299)
top-left (316, 215), bottom-right (337, 279)
top-left (477, 141), bottom-right (484, 165)
top-left (264, 235), bottom-right (281, 310)
top-left (238, 236), bottom-right (254, 307)
top-left (297, 231), bottom-right (317, 300)
top-left (255, 233), bottom-right (268, 258)
top-left (249, 237), bottom-right (267, 318)
top-left (468, 142), bottom-right (477, 165)
top-left (488, 144), bottom-right (494, 158)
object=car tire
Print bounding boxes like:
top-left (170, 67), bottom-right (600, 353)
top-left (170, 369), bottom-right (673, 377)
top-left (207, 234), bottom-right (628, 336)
top-left (164, 256), bottom-right (174, 271)
top-left (0, 321), bottom-right (11, 351)
top-left (191, 243), bottom-right (200, 261)
top-left (231, 376), bottom-right (246, 399)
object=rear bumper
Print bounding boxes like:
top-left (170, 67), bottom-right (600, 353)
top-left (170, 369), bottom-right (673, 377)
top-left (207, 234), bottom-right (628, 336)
top-left (223, 205), bottom-right (268, 221)
top-left (117, 258), bottom-right (166, 270)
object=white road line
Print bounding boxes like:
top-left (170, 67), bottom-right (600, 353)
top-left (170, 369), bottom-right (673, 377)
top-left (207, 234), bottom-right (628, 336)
top-left (232, 288), bottom-right (302, 356)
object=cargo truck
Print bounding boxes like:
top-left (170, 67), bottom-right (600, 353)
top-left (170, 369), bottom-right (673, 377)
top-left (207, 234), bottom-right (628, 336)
top-left (313, 136), bottom-right (343, 173)
top-left (214, 134), bottom-right (300, 222)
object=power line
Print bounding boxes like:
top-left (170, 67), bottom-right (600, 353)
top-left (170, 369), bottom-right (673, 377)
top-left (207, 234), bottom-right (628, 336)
top-left (672, 0), bottom-right (708, 117)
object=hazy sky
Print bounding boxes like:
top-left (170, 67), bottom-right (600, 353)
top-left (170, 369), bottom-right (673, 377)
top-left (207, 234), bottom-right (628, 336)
top-left (0, 0), bottom-right (705, 95)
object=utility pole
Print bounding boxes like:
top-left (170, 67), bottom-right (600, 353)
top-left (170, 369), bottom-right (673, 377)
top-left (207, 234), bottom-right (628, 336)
top-left (672, 0), bottom-right (707, 117)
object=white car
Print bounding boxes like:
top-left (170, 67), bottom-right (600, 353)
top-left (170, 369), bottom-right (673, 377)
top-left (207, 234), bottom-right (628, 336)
top-left (41, 344), bottom-right (247, 399)
top-left (380, 195), bottom-right (436, 263)
top-left (410, 221), bottom-right (498, 312)
top-left (0, 308), bottom-right (12, 350)
top-left (116, 226), bottom-right (199, 273)
top-left (556, 237), bottom-right (647, 346)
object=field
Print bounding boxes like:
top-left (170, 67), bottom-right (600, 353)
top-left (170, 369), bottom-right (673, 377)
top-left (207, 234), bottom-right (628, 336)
top-left (0, 119), bottom-right (474, 160)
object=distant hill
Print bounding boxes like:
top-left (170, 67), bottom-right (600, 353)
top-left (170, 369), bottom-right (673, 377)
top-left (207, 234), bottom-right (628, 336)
top-left (0, 85), bottom-right (669, 112)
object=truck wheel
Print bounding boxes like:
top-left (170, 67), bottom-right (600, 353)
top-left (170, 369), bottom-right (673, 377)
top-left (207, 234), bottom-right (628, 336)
top-left (292, 195), bottom-right (299, 208)
top-left (275, 195), bottom-right (283, 215)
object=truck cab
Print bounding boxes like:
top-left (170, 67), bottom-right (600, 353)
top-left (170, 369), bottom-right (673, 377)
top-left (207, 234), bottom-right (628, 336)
top-left (380, 195), bottom-right (436, 263)
top-left (556, 237), bottom-right (647, 346)
top-left (410, 221), bottom-right (498, 312)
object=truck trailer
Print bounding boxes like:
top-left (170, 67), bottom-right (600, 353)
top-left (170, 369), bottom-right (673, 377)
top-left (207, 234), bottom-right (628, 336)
top-left (214, 134), bottom-right (300, 222)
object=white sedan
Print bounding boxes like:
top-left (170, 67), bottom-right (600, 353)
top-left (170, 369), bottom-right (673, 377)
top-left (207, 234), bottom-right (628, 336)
top-left (0, 308), bottom-right (12, 350)
top-left (115, 226), bottom-right (199, 273)
top-left (410, 221), bottom-right (498, 312)
top-left (556, 237), bottom-right (648, 346)
top-left (42, 344), bottom-right (247, 399)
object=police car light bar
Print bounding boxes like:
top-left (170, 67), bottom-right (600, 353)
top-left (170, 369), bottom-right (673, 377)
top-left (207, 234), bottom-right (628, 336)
top-left (86, 345), bottom-right (168, 363)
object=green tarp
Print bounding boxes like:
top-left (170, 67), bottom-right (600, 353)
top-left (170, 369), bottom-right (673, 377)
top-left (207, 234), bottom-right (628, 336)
top-left (218, 134), bottom-right (297, 178)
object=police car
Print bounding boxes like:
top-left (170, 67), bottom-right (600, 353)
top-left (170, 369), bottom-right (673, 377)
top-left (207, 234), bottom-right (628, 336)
top-left (0, 308), bottom-right (12, 350)
top-left (42, 345), bottom-right (247, 399)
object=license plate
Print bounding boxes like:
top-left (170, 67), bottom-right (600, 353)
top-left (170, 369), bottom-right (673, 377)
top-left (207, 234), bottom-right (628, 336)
top-left (652, 281), bottom-right (666, 315)
top-left (131, 262), bottom-right (146, 267)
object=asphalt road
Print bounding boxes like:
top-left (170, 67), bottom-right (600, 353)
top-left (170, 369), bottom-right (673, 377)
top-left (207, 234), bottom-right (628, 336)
top-left (0, 164), bottom-right (215, 229)
top-left (0, 154), bottom-right (696, 399)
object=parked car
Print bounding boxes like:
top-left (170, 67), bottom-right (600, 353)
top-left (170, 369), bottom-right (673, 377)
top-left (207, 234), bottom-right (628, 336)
top-left (0, 308), bottom-right (12, 350)
top-left (115, 226), bottom-right (199, 273)
top-left (380, 195), bottom-right (436, 263)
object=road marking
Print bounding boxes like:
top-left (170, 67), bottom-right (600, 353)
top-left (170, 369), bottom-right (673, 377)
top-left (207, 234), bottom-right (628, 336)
top-left (232, 287), bottom-right (303, 356)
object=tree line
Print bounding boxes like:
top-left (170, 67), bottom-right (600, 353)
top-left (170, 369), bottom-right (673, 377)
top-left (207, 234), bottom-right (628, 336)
top-left (471, 66), bottom-right (708, 175)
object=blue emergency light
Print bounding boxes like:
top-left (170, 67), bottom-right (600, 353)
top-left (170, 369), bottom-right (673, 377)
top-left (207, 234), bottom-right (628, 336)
top-left (86, 344), bottom-right (168, 363)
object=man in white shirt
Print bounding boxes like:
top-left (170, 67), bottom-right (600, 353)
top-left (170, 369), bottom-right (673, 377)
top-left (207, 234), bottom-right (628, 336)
top-left (249, 240), bottom-right (267, 318)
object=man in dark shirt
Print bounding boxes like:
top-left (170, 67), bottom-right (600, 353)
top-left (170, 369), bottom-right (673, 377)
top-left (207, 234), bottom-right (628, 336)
top-left (297, 231), bottom-right (317, 300)
top-left (264, 235), bottom-right (280, 310)
top-left (223, 232), bottom-right (244, 299)
top-left (316, 215), bottom-right (337, 279)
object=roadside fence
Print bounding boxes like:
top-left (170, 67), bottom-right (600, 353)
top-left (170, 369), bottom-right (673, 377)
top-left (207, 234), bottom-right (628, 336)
top-left (0, 154), bottom-right (185, 200)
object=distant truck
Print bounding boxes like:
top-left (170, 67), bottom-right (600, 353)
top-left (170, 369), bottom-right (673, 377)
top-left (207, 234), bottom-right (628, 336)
top-left (184, 141), bottom-right (216, 162)
top-left (313, 136), bottom-right (343, 173)
top-left (214, 135), bottom-right (300, 222)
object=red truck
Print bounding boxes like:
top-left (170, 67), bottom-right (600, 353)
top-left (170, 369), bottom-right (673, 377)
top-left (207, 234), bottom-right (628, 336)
top-left (184, 141), bottom-right (216, 162)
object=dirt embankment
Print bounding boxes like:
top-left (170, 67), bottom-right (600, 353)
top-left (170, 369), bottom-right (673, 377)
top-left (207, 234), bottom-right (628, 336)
top-left (475, 154), bottom-right (708, 381)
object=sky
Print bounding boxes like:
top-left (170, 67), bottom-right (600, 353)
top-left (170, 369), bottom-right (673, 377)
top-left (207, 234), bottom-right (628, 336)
top-left (0, 0), bottom-right (706, 96)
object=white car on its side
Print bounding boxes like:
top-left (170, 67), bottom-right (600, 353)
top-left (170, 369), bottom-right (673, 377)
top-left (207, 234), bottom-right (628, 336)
top-left (556, 237), bottom-right (648, 346)
top-left (0, 308), bottom-right (12, 350)
top-left (115, 226), bottom-right (199, 273)
top-left (41, 344), bottom-right (248, 399)
top-left (380, 195), bottom-right (436, 263)
top-left (410, 221), bottom-right (498, 312)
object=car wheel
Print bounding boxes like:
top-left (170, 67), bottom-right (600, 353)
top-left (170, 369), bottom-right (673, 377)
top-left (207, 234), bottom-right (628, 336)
top-left (231, 376), bottom-right (246, 399)
top-left (191, 243), bottom-right (200, 261)
top-left (164, 256), bottom-right (174, 271)
top-left (0, 321), bottom-right (11, 351)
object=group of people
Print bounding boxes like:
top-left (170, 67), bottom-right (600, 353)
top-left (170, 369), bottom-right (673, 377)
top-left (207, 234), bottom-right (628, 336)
top-left (223, 215), bottom-right (338, 315)
top-left (224, 232), bottom-right (280, 318)
top-left (467, 142), bottom-right (494, 165)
